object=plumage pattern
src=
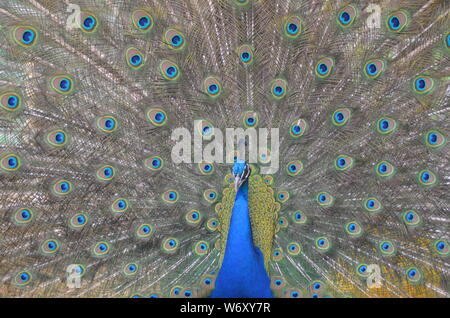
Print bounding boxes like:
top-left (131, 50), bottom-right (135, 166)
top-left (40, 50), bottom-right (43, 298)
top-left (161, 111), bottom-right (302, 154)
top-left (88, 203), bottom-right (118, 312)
top-left (0, 0), bottom-right (449, 298)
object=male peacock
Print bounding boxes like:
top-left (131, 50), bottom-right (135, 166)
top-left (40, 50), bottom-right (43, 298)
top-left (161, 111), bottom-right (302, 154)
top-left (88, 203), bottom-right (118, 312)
top-left (1, 0), bottom-right (449, 298)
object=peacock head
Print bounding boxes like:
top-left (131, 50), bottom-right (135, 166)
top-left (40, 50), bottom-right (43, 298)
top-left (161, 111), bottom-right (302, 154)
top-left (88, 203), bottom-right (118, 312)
top-left (232, 159), bottom-right (251, 191)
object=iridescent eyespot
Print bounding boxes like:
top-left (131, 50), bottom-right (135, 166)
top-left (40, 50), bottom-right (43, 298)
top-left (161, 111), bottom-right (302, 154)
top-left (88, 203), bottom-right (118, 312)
top-left (345, 221), bottom-right (363, 237)
top-left (52, 179), bottom-right (73, 196)
top-left (160, 60), bottom-right (180, 80)
top-left (96, 165), bottom-right (115, 181)
top-left (332, 108), bottom-right (351, 127)
top-left (309, 281), bottom-right (326, 295)
top-left (375, 160), bottom-right (395, 178)
top-left (316, 192), bottom-right (334, 207)
top-left (162, 190), bottom-right (179, 203)
top-left (364, 59), bottom-right (385, 79)
top-left (237, 44), bottom-right (254, 65)
top-left (363, 197), bottom-right (382, 213)
top-left (1, 153), bottom-right (21, 172)
top-left (258, 148), bottom-right (272, 164)
top-left (405, 266), bottom-right (422, 284)
top-left (356, 264), bottom-right (369, 277)
top-left (379, 240), bottom-right (396, 256)
top-left (287, 242), bottom-right (301, 256)
top-left (169, 286), bottom-right (183, 298)
top-left (123, 263), bottom-right (139, 276)
top-left (203, 189), bottom-right (218, 204)
top-left (50, 75), bottom-right (75, 95)
top-left (1, 92), bottom-right (22, 112)
top-left (376, 117), bottom-right (397, 135)
top-left (14, 208), bottom-right (34, 225)
top-left (277, 190), bottom-right (289, 203)
top-left (131, 9), bottom-right (153, 32)
top-left (147, 108), bottom-right (168, 127)
top-left (334, 154), bottom-right (354, 171)
top-left (433, 239), bottom-right (449, 257)
top-left (111, 198), bottom-right (129, 214)
top-left (425, 130), bottom-right (446, 149)
top-left (283, 288), bottom-right (303, 298)
top-left (402, 210), bottom-right (421, 227)
top-left (315, 57), bottom-right (334, 78)
top-left (203, 76), bottom-right (222, 98)
top-left (136, 223), bottom-right (153, 238)
top-left (386, 10), bottom-right (408, 33)
top-left (284, 15), bottom-right (302, 38)
top-left (185, 209), bottom-right (203, 226)
top-left (181, 288), bottom-right (196, 298)
top-left (69, 213), bottom-right (88, 230)
top-left (200, 275), bottom-right (216, 290)
top-left (272, 248), bottom-right (284, 262)
top-left (315, 237), bottom-right (331, 252)
top-left (286, 160), bottom-right (303, 176)
top-left (206, 218), bottom-right (219, 232)
top-left (92, 241), bottom-right (110, 257)
top-left (198, 161), bottom-right (214, 175)
top-left (234, 0), bottom-right (250, 6)
top-left (271, 277), bottom-right (286, 290)
top-left (243, 111), bottom-right (259, 128)
top-left (80, 12), bottom-right (99, 33)
top-left (96, 115), bottom-right (118, 133)
top-left (125, 47), bottom-right (144, 69)
top-left (162, 237), bottom-right (179, 253)
top-left (413, 76), bottom-right (435, 94)
top-left (290, 118), bottom-right (308, 138)
top-left (15, 271), bottom-right (32, 286)
top-left (194, 240), bottom-right (209, 256)
top-left (418, 169), bottom-right (437, 187)
top-left (41, 239), bottom-right (60, 254)
top-left (278, 216), bottom-right (288, 228)
top-left (164, 28), bottom-right (186, 50)
top-left (263, 175), bottom-right (273, 185)
top-left (144, 155), bottom-right (164, 171)
top-left (46, 129), bottom-right (68, 147)
top-left (196, 119), bottom-right (215, 140)
top-left (292, 210), bottom-right (308, 225)
top-left (13, 26), bottom-right (38, 47)
top-left (67, 264), bottom-right (85, 278)
top-left (337, 5), bottom-right (357, 27)
top-left (271, 79), bottom-right (287, 99)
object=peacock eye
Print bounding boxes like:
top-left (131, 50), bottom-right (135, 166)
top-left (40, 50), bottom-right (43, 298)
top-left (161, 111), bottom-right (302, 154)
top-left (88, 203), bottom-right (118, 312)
top-left (165, 28), bottom-right (186, 50)
top-left (376, 117), bottom-right (397, 135)
top-left (364, 59), bottom-right (385, 79)
top-left (315, 57), bottom-right (334, 78)
top-left (160, 60), bottom-right (180, 80)
top-left (337, 5), bottom-right (357, 27)
top-left (271, 79), bottom-right (287, 99)
top-left (387, 10), bottom-right (409, 33)
top-left (13, 26), bottom-right (38, 47)
top-left (418, 169), bottom-right (437, 187)
top-left (111, 198), bottom-right (129, 213)
top-left (284, 15), bottom-right (302, 38)
top-left (413, 76), bottom-right (434, 94)
top-left (132, 10), bottom-right (153, 32)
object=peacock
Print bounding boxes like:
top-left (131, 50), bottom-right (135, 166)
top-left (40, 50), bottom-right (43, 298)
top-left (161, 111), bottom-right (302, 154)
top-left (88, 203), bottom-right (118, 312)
top-left (1, 0), bottom-right (449, 298)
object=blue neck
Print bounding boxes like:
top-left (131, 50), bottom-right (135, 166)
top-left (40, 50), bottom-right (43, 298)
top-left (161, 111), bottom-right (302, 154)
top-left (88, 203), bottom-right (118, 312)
top-left (211, 182), bottom-right (273, 298)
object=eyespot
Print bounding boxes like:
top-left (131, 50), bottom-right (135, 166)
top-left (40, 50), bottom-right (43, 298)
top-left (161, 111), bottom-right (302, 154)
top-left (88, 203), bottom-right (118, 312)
top-left (425, 130), bottom-right (446, 148)
top-left (445, 32), bottom-right (450, 50)
top-left (356, 264), bottom-right (369, 278)
top-left (13, 26), bottom-right (38, 47)
top-left (14, 208), bottom-right (34, 225)
top-left (386, 10), bottom-right (408, 33)
top-left (169, 286), bottom-right (183, 298)
top-left (181, 288), bottom-right (197, 298)
top-left (144, 155), bottom-right (164, 172)
top-left (332, 108), bottom-right (351, 127)
top-left (1, 153), bottom-right (21, 172)
top-left (198, 161), bottom-right (214, 175)
top-left (257, 148), bottom-right (272, 165)
top-left (337, 5), bottom-right (357, 27)
top-left (125, 47), bottom-right (145, 69)
top-left (233, 0), bottom-right (250, 6)
top-left (164, 28), bottom-right (186, 50)
top-left (41, 239), bottom-right (60, 254)
top-left (334, 154), bottom-right (354, 171)
top-left (364, 59), bottom-right (385, 79)
top-left (290, 118), bottom-right (308, 138)
top-left (286, 160), bottom-right (303, 176)
top-left (271, 79), bottom-right (287, 99)
top-left (402, 210), bottom-right (421, 227)
top-left (405, 266), bottom-right (422, 284)
top-left (284, 15), bottom-right (302, 38)
top-left (206, 218), bottom-right (219, 232)
top-left (96, 115), bottom-right (118, 133)
top-left (316, 192), bottom-right (334, 207)
top-left (243, 111), bottom-right (259, 128)
top-left (272, 248), bottom-right (284, 262)
top-left (237, 44), bottom-right (254, 65)
top-left (50, 75), bottom-right (75, 95)
top-left (147, 108), bottom-right (168, 127)
top-left (196, 119), bottom-right (214, 140)
top-left (287, 242), bottom-right (301, 256)
top-left (292, 210), bottom-right (308, 225)
top-left (345, 221), bottom-right (363, 237)
top-left (68, 264), bottom-right (86, 278)
top-left (160, 60), bottom-right (180, 80)
top-left (69, 213), bottom-right (88, 230)
top-left (46, 129), bottom-right (68, 147)
top-left (185, 209), bottom-right (203, 226)
top-left (278, 216), bottom-right (288, 229)
top-left (271, 277), bottom-right (286, 290)
top-left (434, 239), bottom-right (449, 257)
top-left (375, 160), bottom-right (395, 178)
top-left (80, 12), bottom-right (99, 33)
top-left (263, 175), bottom-right (274, 185)
top-left (203, 76), bottom-right (222, 98)
top-left (283, 288), bottom-right (303, 298)
top-left (111, 198), bottom-right (129, 214)
top-left (15, 271), bottom-right (32, 286)
top-left (92, 241), bottom-right (110, 257)
top-left (376, 117), bottom-right (397, 135)
top-left (136, 223), bottom-right (153, 239)
top-left (199, 275), bottom-right (216, 290)
top-left (131, 9), bottom-right (153, 32)
top-left (315, 237), bottom-right (331, 252)
top-left (363, 197), bottom-right (382, 213)
top-left (123, 263), bottom-right (139, 276)
top-left (52, 179), bottom-right (73, 196)
top-left (95, 165), bottom-right (116, 182)
top-left (1, 92), bottom-right (22, 112)
top-left (194, 240), bottom-right (209, 256)
top-left (309, 281), bottom-right (326, 296)
top-left (162, 237), bottom-right (179, 253)
top-left (379, 240), bottom-right (396, 256)
top-left (277, 190), bottom-right (290, 203)
top-left (203, 189), bottom-right (218, 204)
top-left (315, 57), bottom-right (334, 78)
top-left (418, 169), bottom-right (437, 187)
top-left (413, 76), bottom-right (435, 95)
top-left (162, 190), bottom-right (179, 203)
